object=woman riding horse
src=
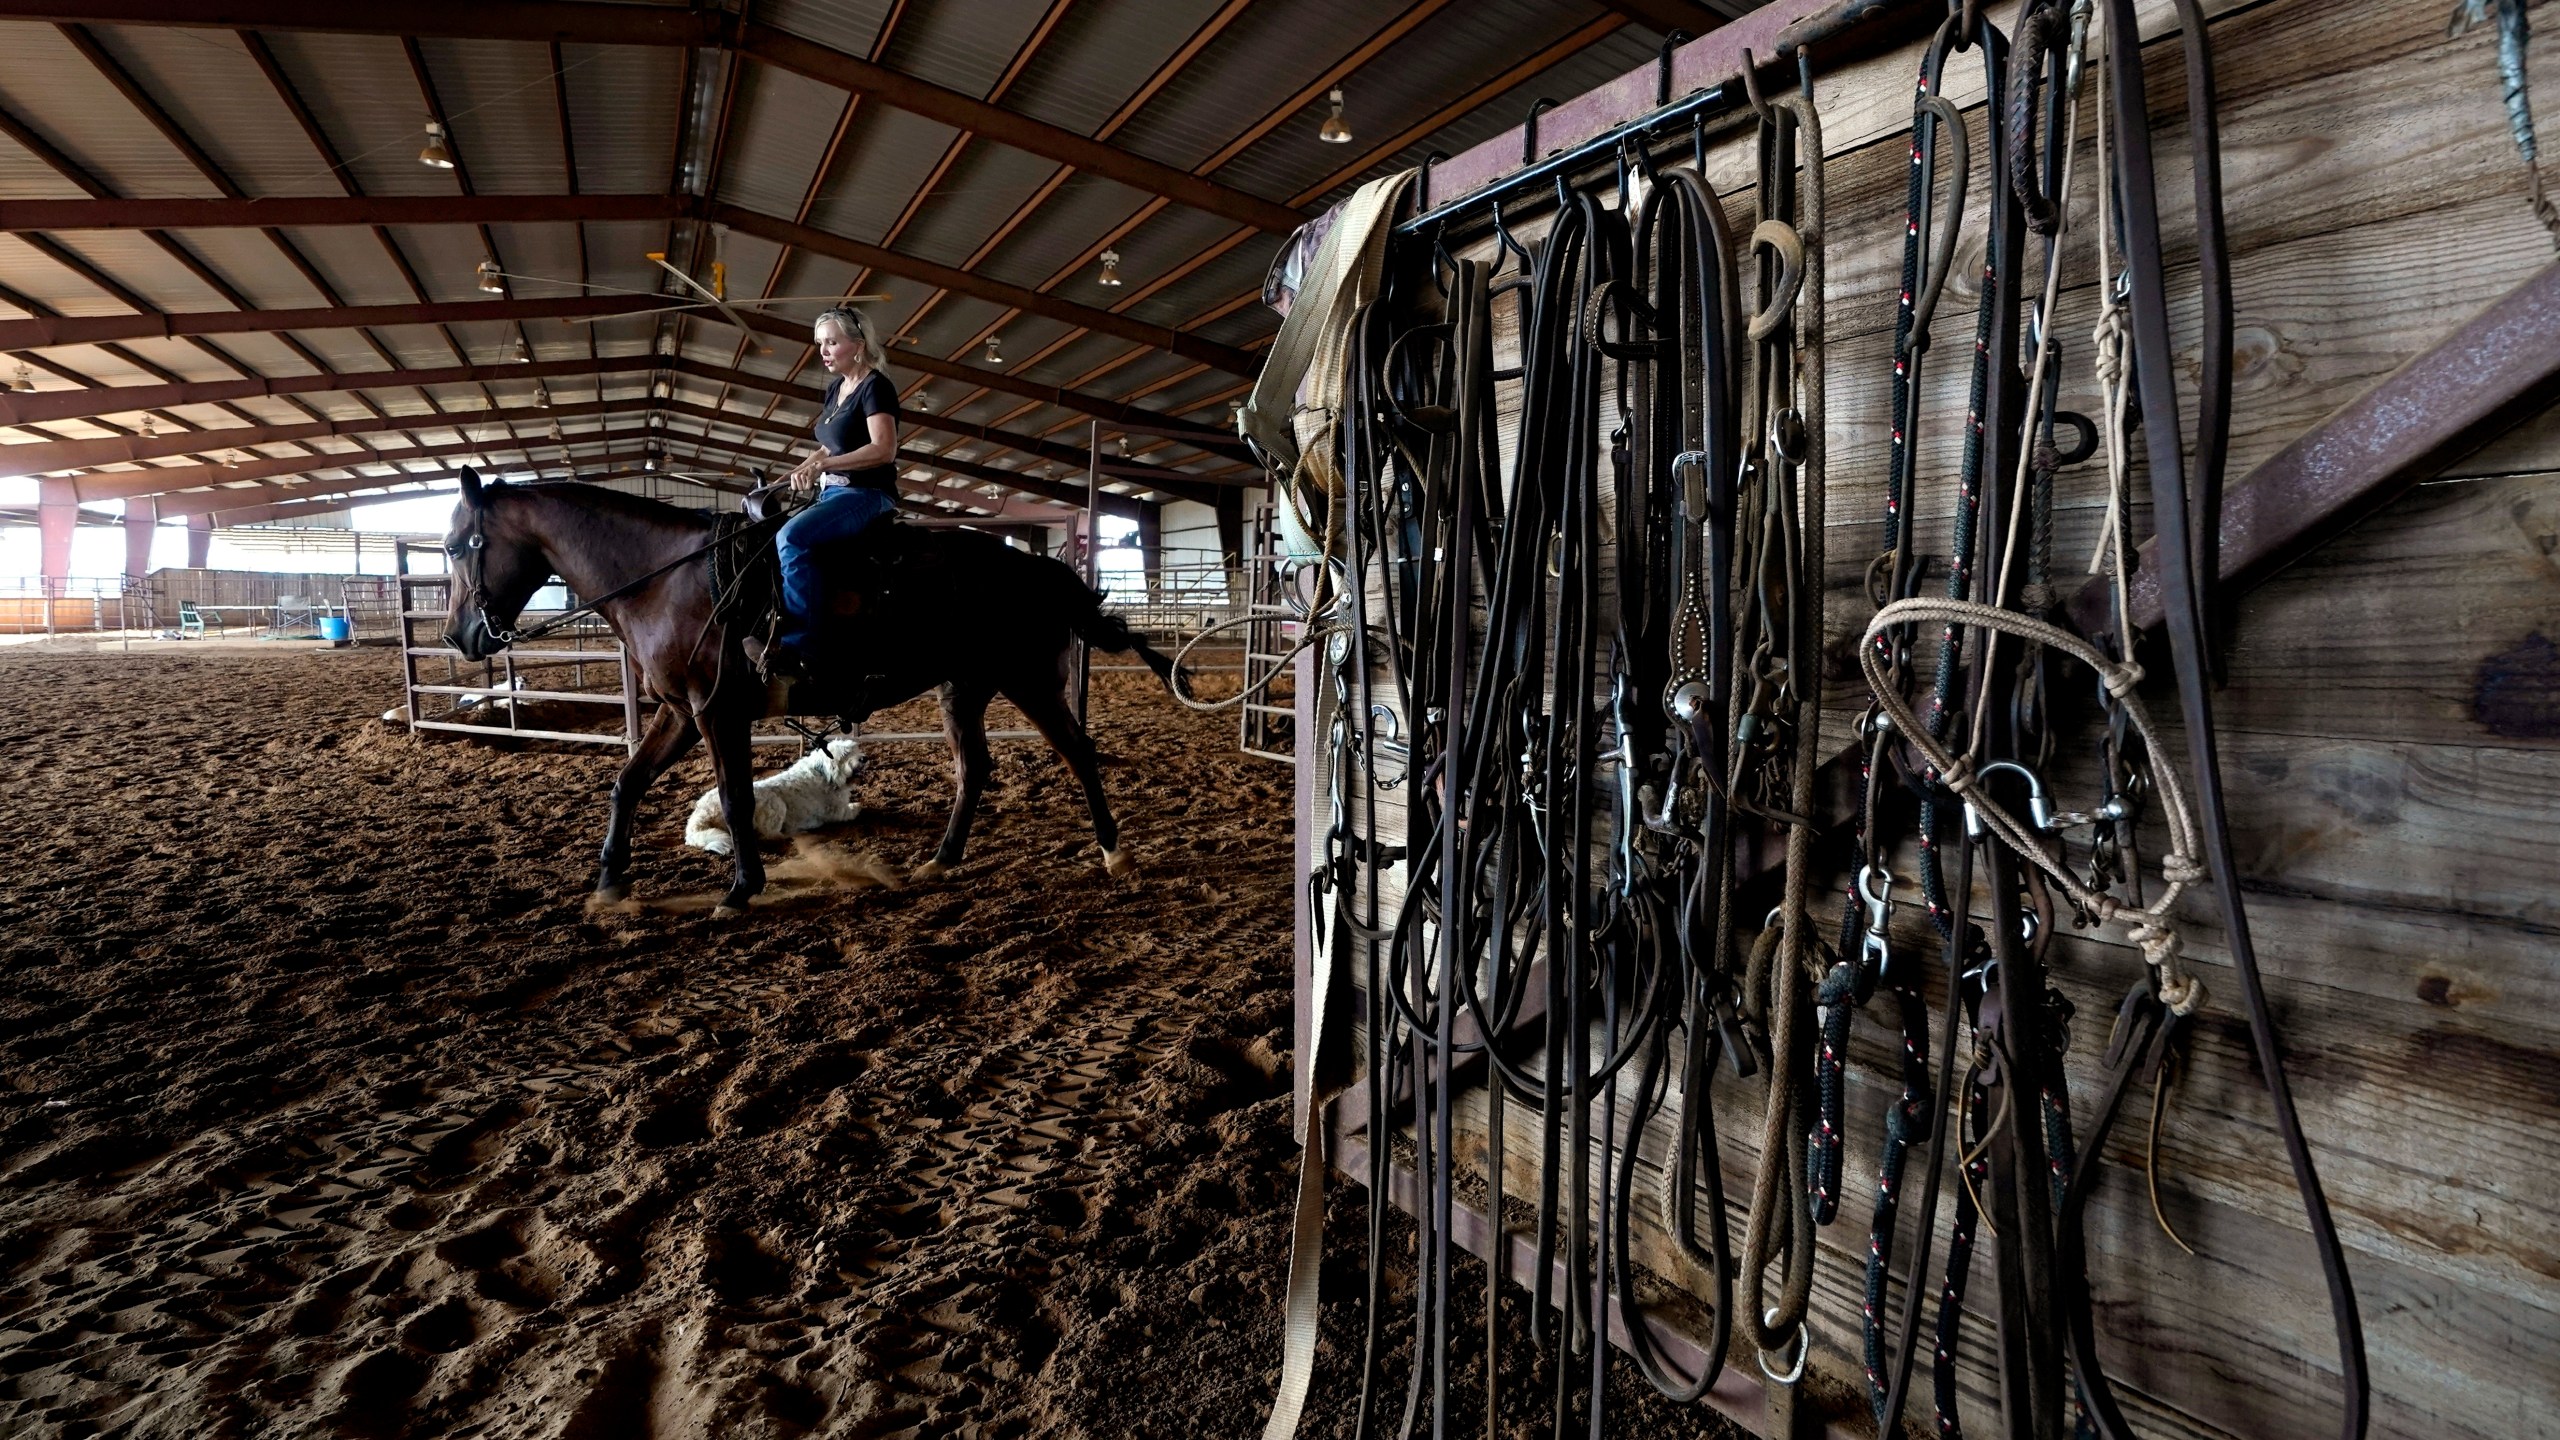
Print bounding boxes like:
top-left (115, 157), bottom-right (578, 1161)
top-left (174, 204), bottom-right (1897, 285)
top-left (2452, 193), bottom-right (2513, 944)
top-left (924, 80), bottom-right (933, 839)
top-left (766, 304), bottom-right (901, 676)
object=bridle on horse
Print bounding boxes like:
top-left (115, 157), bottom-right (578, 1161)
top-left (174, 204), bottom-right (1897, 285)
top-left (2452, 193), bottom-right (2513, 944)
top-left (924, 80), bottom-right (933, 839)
top-left (445, 492), bottom-right (778, 651)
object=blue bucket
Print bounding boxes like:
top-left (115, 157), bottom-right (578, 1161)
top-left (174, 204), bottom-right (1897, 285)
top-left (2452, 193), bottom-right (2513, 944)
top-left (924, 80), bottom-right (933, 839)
top-left (318, 616), bottom-right (352, 643)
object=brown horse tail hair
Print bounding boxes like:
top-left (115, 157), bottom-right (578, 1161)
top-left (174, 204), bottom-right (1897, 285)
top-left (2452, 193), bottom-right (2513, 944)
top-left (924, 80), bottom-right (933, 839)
top-left (1062, 577), bottom-right (1181, 691)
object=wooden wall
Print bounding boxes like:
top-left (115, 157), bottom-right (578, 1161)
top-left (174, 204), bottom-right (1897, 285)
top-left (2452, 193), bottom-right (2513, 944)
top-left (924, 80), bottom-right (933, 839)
top-left (1305, 0), bottom-right (2560, 1436)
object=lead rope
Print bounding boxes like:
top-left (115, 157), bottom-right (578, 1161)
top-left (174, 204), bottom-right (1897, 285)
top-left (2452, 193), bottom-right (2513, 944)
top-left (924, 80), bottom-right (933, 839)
top-left (1729, 77), bottom-right (1825, 1440)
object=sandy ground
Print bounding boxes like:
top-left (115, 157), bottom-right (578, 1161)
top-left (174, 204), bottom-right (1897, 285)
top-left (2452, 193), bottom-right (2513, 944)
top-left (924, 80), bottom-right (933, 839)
top-left (0, 644), bottom-right (1740, 1439)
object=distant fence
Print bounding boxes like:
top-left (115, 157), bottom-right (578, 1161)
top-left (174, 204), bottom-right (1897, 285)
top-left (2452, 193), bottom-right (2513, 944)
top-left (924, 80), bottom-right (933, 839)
top-left (0, 570), bottom-right (399, 638)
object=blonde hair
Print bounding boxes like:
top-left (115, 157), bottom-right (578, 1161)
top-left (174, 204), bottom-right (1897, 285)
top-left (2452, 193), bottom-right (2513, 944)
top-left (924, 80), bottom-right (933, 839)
top-left (813, 305), bottom-right (885, 371)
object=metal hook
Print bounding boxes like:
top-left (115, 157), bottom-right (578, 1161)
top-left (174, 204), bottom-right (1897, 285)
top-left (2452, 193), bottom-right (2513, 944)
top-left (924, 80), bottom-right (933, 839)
top-left (1738, 49), bottom-right (1770, 122)
top-left (1628, 129), bottom-right (1661, 186)
top-left (1490, 197), bottom-right (1530, 274)
top-left (1858, 864), bottom-right (1896, 976)
top-left (1417, 149), bottom-right (1448, 213)
top-left (1523, 96), bottom-right (1559, 167)
top-left (1658, 29), bottom-right (1693, 105)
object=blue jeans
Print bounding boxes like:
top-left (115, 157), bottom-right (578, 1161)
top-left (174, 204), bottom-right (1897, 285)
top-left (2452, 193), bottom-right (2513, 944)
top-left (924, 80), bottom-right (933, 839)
top-left (775, 483), bottom-right (896, 650)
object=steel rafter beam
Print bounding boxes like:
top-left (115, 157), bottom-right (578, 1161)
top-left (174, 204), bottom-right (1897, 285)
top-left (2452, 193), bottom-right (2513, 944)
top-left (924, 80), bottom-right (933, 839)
top-left (0, 294), bottom-right (668, 354)
top-left (709, 206), bottom-right (1259, 378)
top-left (656, 422), bottom-right (1137, 515)
top-left (710, 307), bottom-right (1245, 457)
top-left (136, 426), bottom-right (659, 514)
top-left (0, 193), bottom-right (679, 229)
top-left (0, 346), bottom-right (1220, 494)
top-left (0, 301), bottom-right (1240, 466)
top-left (8, 391), bottom-right (648, 477)
top-left (0, 0), bottom-right (1305, 234)
top-left (75, 397), bottom-right (1147, 517)
top-left (662, 359), bottom-right (1233, 496)
top-left (2, 191), bottom-right (1259, 380)
top-left (0, 356), bottom-right (656, 428)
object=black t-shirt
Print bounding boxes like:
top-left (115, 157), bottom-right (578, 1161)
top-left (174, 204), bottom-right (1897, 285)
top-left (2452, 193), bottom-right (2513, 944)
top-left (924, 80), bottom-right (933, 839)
top-left (815, 370), bottom-right (900, 493)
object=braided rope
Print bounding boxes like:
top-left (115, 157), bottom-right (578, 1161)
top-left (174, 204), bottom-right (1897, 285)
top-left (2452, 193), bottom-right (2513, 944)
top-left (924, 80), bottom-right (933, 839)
top-left (1859, 597), bottom-right (2206, 1014)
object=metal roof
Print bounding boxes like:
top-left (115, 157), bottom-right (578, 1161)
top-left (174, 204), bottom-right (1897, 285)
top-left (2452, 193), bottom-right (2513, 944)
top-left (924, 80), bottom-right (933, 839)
top-left (0, 0), bottom-right (1761, 520)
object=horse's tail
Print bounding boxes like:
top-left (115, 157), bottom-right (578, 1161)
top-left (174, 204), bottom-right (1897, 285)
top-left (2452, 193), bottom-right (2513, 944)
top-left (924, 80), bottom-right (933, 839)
top-left (1058, 568), bottom-right (1181, 691)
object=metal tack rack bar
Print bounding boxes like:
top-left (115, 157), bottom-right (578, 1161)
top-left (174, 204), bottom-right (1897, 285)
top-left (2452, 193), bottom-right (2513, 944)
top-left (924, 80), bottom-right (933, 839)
top-left (1388, 0), bottom-right (1930, 244)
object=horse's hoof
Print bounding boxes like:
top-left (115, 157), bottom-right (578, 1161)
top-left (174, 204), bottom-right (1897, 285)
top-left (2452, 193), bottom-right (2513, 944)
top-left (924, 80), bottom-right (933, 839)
top-left (910, 859), bottom-right (950, 884)
top-left (712, 904), bottom-right (746, 920)
top-left (594, 881), bottom-right (628, 903)
top-left (1102, 847), bottom-right (1140, 882)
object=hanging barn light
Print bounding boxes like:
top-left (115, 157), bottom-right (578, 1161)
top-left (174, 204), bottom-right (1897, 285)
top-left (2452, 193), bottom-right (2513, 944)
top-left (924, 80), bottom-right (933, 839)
top-left (1097, 248), bottom-right (1123, 287)
top-left (1318, 87), bottom-right (1352, 145)
top-left (985, 335), bottom-right (1003, 366)
top-left (475, 259), bottom-right (504, 294)
top-left (418, 120), bottom-right (455, 169)
top-left (10, 363), bottom-right (32, 393)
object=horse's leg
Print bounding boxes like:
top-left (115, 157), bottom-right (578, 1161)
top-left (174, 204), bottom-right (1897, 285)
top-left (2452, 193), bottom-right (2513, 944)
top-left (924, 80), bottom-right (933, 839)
top-left (596, 703), bottom-right (699, 901)
top-left (1006, 679), bottom-right (1135, 882)
top-left (703, 711), bottom-right (767, 915)
top-left (914, 681), bottom-right (994, 882)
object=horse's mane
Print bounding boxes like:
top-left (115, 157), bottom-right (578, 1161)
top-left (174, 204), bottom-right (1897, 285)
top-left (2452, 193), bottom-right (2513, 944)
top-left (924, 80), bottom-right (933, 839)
top-left (498, 480), bottom-right (718, 531)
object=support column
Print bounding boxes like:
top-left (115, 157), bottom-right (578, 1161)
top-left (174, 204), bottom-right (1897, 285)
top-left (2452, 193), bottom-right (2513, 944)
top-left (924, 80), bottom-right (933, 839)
top-left (186, 512), bottom-right (212, 568)
top-left (37, 477), bottom-right (77, 587)
top-left (1136, 500), bottom-right (1163, 604)
top-left (1215, 486), bottom-right (1247, 610)
top-left (122, 499), bottom-right (155, 581)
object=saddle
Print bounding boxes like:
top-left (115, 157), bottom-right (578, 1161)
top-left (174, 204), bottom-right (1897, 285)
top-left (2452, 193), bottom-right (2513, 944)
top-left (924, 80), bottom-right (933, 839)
top-left (722, 487), bottom-right (938, 707)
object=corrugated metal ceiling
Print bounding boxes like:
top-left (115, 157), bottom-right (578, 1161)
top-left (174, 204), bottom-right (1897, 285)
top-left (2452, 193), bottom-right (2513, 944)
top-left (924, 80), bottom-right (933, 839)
top-left (0, 0), bottom-right (1745, 516)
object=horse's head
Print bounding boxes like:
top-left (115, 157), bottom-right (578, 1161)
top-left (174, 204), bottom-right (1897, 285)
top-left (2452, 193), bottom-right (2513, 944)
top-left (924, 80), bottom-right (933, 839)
top-left (440, 469), bottom-right (548, 661)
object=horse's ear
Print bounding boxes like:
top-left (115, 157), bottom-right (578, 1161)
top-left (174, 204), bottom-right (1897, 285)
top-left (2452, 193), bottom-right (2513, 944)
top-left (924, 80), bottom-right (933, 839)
top-left (457, 466), bottom-right (484, 507)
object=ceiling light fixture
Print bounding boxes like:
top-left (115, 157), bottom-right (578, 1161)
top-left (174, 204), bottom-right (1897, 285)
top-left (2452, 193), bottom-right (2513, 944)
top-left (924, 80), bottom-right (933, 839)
top-left (549, 420), bottom-right (564, 441)
top-left (512, 335), bottom-right (531, 363)
top-left (651, 378), bottom-right (671, 400)
top-left (1116, 434), bottom-right (1130, 458)
top-left (1097, 248), bottom-right (1123, 287)
top-left (911, 389), bottom-right (931, 412)
top-left (1319, 86), bottom-right (1353, 145)
top-left (141, 414), bottom-right (155, 437)
top-left (476, 259), bottom-right (504, 295)
top-left (10, 363), bottom-right (31, 393)
top-left (418, 120), bottom-right (454, 170)
top-left (985, 336), bottom-right (1003, 366)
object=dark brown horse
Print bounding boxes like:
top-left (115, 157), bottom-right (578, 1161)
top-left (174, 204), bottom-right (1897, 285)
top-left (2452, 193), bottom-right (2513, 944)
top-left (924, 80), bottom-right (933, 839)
top-left (437, 469), bottom-right (1177, 913)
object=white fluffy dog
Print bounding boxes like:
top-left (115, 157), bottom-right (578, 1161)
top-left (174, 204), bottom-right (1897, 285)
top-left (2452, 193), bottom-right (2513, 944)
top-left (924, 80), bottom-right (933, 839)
top-left (683, 736), bottom-right (864, 856)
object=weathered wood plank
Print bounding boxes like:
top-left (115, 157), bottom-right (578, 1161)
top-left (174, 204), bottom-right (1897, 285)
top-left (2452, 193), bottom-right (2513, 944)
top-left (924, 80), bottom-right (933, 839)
top-left (1821, 471), bottom-right (2560, 754)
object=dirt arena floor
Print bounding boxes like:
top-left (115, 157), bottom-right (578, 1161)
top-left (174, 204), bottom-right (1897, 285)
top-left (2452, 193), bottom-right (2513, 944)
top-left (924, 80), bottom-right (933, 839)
top-left (0, 643), bottom-right (1741, 1439)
